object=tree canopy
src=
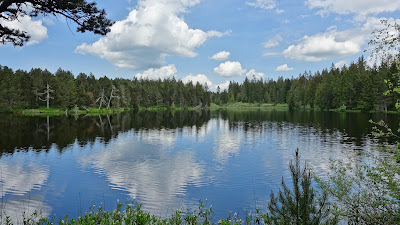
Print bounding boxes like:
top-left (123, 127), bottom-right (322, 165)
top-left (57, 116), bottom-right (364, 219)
top-left (1, 56), bottom-right (400, 112)
top-left (0, 0), bottom-right (113, 46)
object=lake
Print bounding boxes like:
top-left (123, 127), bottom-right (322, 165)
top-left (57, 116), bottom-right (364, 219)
top-left (0, 110), bottom-right (398, 222)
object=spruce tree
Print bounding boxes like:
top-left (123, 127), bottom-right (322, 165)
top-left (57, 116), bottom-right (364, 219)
top-left (266, 148), bottom-right (337, 225)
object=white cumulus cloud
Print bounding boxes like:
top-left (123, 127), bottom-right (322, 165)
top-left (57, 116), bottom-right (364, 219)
top-left (282, 18), bottom-right (387, 62)
top-left (135, 64), bottom-right (177, 80)
top-left (246, 0), bottom-right (276, 10)
top-left (214, 81), bottom-right (230, 91)
top-left (0, 15), bottom-right (48, 45)
top-left (182, 74), bottom-right (212, 87)
top-left (246, 69), bottom-right (265, 79)
top-left (210, 51), bottom-right (230, 61)
top-left (334, 60), bottom-right (347, 68)
top-left (75, 0), bottom-right (226, 70)
top-left (307, 0), bottom-right (400, 16)
top-left (264, 34), bottom-right (282, 48)
top-left (283, 31), bottom-right (361, 61)
top-left (214, 61), bottom-right (246, 77)
top-left (263, 52), bottom-right (281, 56)
top-left (275, 64), bottom-right (294, 71)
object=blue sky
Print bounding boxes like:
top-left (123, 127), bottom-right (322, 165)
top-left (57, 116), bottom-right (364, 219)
top-left (1, 0), bottom-right (400, 90)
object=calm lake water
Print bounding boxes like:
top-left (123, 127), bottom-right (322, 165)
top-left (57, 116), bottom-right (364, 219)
top-left (0, 110), bottom-right (398, 222)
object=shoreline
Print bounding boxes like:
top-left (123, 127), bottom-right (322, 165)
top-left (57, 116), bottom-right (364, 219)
top-left (0, 104), bottom-right (398, 117)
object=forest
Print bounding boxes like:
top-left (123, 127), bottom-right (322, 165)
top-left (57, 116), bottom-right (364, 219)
top-left (220, 56), bottom-right (398, 111)
top-left (0, 66), bottom-right (212, 110)
top-left (0, 55), bottom-right (398, 112)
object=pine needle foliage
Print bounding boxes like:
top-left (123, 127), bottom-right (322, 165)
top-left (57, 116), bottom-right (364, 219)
top-left (266, 148), bottom-right (337, 225)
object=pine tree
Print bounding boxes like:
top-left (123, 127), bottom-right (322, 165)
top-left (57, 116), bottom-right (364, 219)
top-left (0, 0), bottom-right (113, 46)
top-left (267, 148), bottom-right (337, 225)
top-left (0, 66), bottom-right (24, 110)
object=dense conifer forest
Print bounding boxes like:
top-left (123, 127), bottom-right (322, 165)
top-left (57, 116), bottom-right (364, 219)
top-left (222, 56), bottom-right (398, 111)
top-left (0, 56), bottom-right (398, 111)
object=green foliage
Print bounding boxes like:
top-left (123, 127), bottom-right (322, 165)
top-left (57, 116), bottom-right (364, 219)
top-left (54, 69), bottom-right (77, 108)
top-left (1, 59), bottom-right (400, 113)
top-left (369, 19), bottom-right (400, 60)
top-left (316, 118), bottom-right (400, 224)
top-left (267, 149), bottom-right (337, 225)
top-left (337, 104), bottom-right (346, 112)
top-left (316, 150), bottom-right (400, 224)
top-left (0, 0), bottom-right (113, 46)
top-left (369, 19), bottom-right (400, 111)
top-left (16, 107), bottom-right (125, 116)
top-left (0, 200), bottom-right (217, 225)
top-left (211, 102), bottom-right (288, 109)
top-left (370, 119), bottom-right (400, 162)
top-left (218, 56), bottom-right (397, 112)
top-left (316, 19), bottom-right (400, 223)
top-left (0, 66), bottom-right (213, 112)
top-left (384, 65), bottom-right (400, 110)
top-left (0, 66), bottom-right (26, 110)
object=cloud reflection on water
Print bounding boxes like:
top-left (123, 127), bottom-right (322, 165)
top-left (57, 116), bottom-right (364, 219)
top-left (80, 129), bottom-right (205, 213)
top-left (0, 161), bottom-right (51, 223)
top-left (213, 119), bottom-right (242, 164)
top-left (0, 161), bottom-right (49, 197)
top-left (0, 195), bottom-right (52, 224)
top-left (136, 129), bottom-right (177, 147)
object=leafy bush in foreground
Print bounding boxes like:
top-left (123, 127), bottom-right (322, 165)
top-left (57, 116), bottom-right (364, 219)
top-left (1, 200), bottom-right (266, 225)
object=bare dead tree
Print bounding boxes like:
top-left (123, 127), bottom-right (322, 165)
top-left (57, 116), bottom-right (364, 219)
top-left (106, 114), bottom-right (113, 134)
top-left (37, 116), bottom-right (52, 141)
top-left (38, 83), bottom-right (54, 109)
top-left (73, 105), bottom-right (79, 114)
top-left (46, 116), bottom-right (50, 140)
top-left (96, 115), bottom-right (105, 135)
top-left (96, 88), bottom-right (108, 110)
top-left (107, 85), bottom-right (119, 109)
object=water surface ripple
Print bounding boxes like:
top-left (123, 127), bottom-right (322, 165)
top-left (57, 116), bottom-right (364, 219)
top-left (0, 110), bottom-right (397, 220)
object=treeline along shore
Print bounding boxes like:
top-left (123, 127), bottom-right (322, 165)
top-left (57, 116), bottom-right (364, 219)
top-left (0, 56), bottom-right (398, 113)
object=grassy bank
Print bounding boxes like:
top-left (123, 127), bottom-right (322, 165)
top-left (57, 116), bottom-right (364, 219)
top-left (10, 107), bottom-right (126, 117)
top-left (327, 108), bottom-right (399, 114)
top-left (209, 102), bottom-right (288, 110)
top-left (138, 105), bottom-right (196, 112)
top-left (209, 102), bottom-right (399, 114)
top-left (3, 104), bottom-right (398, 116)
top-left (5, 105), bottom-right (200, 116)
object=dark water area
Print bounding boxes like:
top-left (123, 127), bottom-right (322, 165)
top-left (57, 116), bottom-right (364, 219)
top-left (0, 110), bottom-right (398, 222)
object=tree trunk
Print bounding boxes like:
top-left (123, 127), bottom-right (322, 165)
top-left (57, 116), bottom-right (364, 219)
top-left (47, 84), bottom-right (50, 109)
top-left (107, 88), bottom-right (114, 109)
